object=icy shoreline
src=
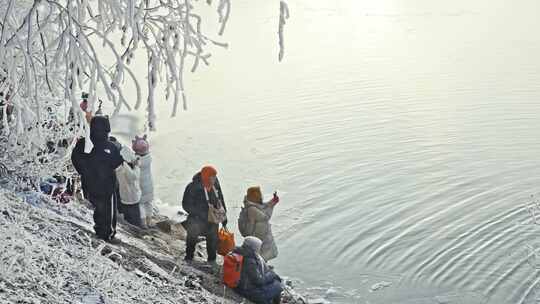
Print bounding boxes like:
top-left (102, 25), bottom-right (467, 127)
top-left (0, 188), bottom-right (310, 304)
top-left (0, 189), bottom-right (248, 304)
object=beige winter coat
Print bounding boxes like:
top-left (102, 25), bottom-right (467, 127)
top-left (244, 198), bottom-right (278, 261)
top-left (116, 147), bottom-right (142, 205)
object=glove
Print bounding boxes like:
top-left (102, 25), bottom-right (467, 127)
top-left (271, 192), bottom-right (280, 204)
top-left (222, 219), bottom-right (228, 227)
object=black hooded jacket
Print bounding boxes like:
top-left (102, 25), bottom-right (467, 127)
top-left (71, 116), bottom-right (123, 198)
top-left (182, 172), bottom-right (227, 221)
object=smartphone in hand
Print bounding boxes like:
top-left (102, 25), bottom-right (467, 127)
top-left (272, 191), bottom-right (280, 205)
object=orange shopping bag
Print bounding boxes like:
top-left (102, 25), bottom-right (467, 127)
top-left (218, 227), bottom-right (235, 256)
top-left (223, 252), bottom-right (243, 288)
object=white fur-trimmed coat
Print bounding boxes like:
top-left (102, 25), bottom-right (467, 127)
top-left (116, 148), bottom-right (142, 205)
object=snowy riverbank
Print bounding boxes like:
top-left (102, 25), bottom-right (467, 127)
top-left (0, 189), bottom-right (249, 304)
top-left (0, 188), bottom-right (309, 304)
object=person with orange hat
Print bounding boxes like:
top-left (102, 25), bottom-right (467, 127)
top-left (182, 165), bottom-right (228, 263)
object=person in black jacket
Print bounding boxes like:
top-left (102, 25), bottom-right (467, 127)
top-left (182, 165), bottom-right (228, 263)
top-left (71, 116), bottom-right (123, 242)
top-left (234, 236), bottom-right (283, 304)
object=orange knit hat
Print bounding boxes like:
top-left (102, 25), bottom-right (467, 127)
top-left (201, 165), bottom-right (217, 190)
top-left (246, 186), bottom-right (263, 204)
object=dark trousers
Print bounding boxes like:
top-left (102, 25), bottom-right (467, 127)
top-left (88, 193), bottom-right (117, 240)
top-left (238, 281), bottom-right (283, 304)
top-left (118, 202), bottom-right (142, 227)
top-left (185, 218), bottom-right (218, 261)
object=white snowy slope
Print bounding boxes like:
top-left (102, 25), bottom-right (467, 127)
top-left (0, 190), bottom-right (246, 304)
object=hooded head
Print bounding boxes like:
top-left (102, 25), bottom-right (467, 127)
top-left (242, 236), bottom-right (263, 254)
top-left (90, 116), bottom-right (111, 144)
top-left (132, 135), bottom-right (150, 155)
top-left (246, 186), bottom-right (263, 204)
top-left (109, 136), bottom-right (122, 151)
top-left (200, 165), bottom-right (217, 191)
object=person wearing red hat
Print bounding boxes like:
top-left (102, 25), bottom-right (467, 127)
top-left (182, 165), bottom-right (228, 263)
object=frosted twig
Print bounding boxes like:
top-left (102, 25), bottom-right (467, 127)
top-left (0, 0), bottom-right (290, 181)
top-left (217, 0), bottom-right (230, 36)
top-left (278, 1), bottom-right (290, 62)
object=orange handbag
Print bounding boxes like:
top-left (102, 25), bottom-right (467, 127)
top-left (218, 228), bottom-right (236, 256)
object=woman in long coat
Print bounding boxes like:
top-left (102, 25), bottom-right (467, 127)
top-left (243, 186), bottom-right (279, 261)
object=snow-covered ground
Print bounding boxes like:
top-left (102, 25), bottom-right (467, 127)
top-left (0, 188), bottom-right (308, 304)
top-left (0, 189), bottom-right (246, 304)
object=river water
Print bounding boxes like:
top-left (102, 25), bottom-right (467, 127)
top-left (115, 0), bottom-right (540, 303)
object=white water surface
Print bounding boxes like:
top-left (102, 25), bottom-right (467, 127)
top-left (113, 0), bottom-right (540, 302)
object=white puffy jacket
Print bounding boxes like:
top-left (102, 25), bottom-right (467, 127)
top-left (116, 148), bottom-right (142, 205)
top-left (138, 153), bottom-right (154, 203)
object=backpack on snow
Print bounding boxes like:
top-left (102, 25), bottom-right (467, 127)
top-left (223, 252), bottom-right (244, 288)
top-left (237, 206), bottom-right (252, 237)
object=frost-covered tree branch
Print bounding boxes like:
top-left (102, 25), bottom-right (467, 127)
top-left (278, 1), bottom-right (289, 62)
top-left (0, 0), bottom-right (231, 134)
top-left (0, 0), bottom-right (234, 179)
top-left (0, 0), bottom-right (289, 183)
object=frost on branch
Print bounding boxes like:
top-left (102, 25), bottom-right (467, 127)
top-left (0, 0), bottom-right (229, 180)
top-left (278, 1), bottom-right (290, 62)
top-left (0, 0), bottom-right (290, 183)
top-left (217, 0), bottom-right (231, 36)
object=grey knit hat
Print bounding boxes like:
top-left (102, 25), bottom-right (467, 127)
top-left (242, 236), bottom-right (263, 253)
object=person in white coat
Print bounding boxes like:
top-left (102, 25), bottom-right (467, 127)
top-left (132, 135), bottom-right (155, 228)
top-left (114, 140), bottom-right (143, 227)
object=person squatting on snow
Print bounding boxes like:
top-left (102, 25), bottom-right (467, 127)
top-left (182, 165), bottom-right (228, 263)
top-left (71, 116), bottom-right (123, 241)
top-left (239, 186), bottom-right (280, 261)
top-left (233, 236), bottom-right (283, 304)
top-left (132, 135), bottom-right (154, 228)
top-left (111, 137), bottom-right (143, 227)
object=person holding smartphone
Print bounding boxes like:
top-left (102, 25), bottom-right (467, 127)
top-left (239, 186), bottom-right (280, 261)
